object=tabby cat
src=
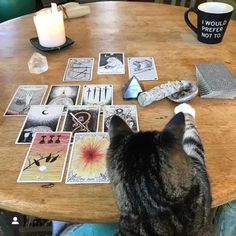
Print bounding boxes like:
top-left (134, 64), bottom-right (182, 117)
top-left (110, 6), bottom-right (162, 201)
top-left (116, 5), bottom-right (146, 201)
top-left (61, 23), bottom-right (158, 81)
top-left (107, 111), bottom-right (212, 236)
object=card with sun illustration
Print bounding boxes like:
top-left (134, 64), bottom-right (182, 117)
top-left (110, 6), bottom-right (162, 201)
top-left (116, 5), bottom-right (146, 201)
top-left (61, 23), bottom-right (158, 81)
top-left (65, 133), bottom-right (110, 184)
top-left (17, 132), bottom-right (71, 183)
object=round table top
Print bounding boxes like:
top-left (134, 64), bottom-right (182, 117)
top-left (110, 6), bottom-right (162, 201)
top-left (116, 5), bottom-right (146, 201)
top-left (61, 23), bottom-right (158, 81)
top-left (0, 2), bottom-right (236, 222)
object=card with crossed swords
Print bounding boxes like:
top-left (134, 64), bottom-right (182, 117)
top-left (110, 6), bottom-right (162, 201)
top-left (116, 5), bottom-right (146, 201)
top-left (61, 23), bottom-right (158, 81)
top-left (62, 105), bottom-right (100, 142)
top-left (63, 58), bottom-right (94, 81)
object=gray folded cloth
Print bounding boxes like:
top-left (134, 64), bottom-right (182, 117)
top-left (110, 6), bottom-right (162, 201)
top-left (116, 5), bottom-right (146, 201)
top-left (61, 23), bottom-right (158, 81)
top-left (196, 63), bottom-right (236, 99)
top-left (37, 2), bottom-right (90, 19)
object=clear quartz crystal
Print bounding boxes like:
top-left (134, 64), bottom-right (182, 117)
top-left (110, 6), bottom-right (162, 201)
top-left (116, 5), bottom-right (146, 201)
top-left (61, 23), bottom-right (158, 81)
top-left (28, 52), bottom-right (48, 74)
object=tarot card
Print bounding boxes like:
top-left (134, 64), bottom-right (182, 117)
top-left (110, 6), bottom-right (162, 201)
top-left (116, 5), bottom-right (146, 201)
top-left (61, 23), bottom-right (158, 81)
top-left (97, 52), bottom-right (125, 75)
top-left (81, 84), bottom-right (113, 111)
top-left (63, 58), bottom-right (94, 81)
top-left (17, 132), bottom-right (71, 183)
top-left (128, 57), bottom-right (158, 81)
top-left (16, 105), bottom-right (63, 144)
top-left (4, 85), bottom-right (48, 116)
top-left (103, 105), bottom-right (139, 132)
top-left (45, 85), bottom-right (80, 112)
top-left (62, 105), bottom-right (100, 142)
top-left (66, 132), bottom-right (110, 184)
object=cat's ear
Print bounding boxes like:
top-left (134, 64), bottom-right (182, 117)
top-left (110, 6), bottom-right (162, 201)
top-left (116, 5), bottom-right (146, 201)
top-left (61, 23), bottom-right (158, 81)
top-left (159, 113), bottom-right (193, 194)
top-left (160, 112), bottom-right (185, 144)
top-left (109, 115), bottom-right (133, 140)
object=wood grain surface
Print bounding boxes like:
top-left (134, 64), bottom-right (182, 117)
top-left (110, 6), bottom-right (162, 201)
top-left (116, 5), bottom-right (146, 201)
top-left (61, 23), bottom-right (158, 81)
top-left (0, 2), bottom-right (236, 222)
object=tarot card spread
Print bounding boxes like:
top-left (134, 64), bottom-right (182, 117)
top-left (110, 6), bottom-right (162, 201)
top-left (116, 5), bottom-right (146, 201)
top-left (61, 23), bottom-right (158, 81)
top-left (66, 133), bottom-right (110, 184)
top-left (63, 58), bottom-right (94, 81)
top-left (4, 85), bottom-right (48, 116)
top-left (45, 85), bottom-right (80, 112)
top-left (98, 52), bottom-right (125, 75)
top-left (16, 105), bottom-right (63, 144)
top-left (81, 84), bottom-right (113, 109)
top-left (103, 105), bottom-right (139, 132)
top-left (17, 132), bottom-right (71, 183)
top-left (62, 106), bottom-right (100, 142)
top-left (128, 57), bottom-right (158, 81)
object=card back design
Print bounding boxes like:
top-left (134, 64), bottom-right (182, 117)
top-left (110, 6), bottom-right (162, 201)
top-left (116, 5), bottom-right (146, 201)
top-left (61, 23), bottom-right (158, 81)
top-left (17, 132), bottom-right (71, 182)
top-left (128, 57), bottom-right (158, 81)
top-left (16, 105), bottom-right (63, 144)
top-left (4, 85), bottom-right (48, 116)
top-left (103, 105), bottom-right (139, 132)
top-left (63, 58), bottom-right (94, 81)
top-left (45, 85), bottom-right (80, 112)
top-left (97, 52), bottom-right (125, 74)
top-left (66, 133), bottom-right (110, 184)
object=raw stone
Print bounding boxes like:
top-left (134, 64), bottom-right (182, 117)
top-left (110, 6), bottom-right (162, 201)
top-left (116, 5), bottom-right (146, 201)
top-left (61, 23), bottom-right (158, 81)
top-left (28, 52), bottom-right (48, 74)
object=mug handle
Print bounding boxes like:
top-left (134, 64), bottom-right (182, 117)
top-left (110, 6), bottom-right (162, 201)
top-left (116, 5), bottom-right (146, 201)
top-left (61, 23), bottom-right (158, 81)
top-left (184, 8), bottom-right (198, 34)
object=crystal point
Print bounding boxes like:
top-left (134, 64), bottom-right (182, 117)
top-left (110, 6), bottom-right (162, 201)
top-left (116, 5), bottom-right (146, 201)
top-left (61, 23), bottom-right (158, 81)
top-left (123, 76), bottom-right (143, 99)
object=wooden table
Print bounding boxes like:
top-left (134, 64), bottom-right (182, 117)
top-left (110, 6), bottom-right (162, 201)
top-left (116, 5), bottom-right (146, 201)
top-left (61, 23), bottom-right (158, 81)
top-left (0, 2), bottom-right (236, 223)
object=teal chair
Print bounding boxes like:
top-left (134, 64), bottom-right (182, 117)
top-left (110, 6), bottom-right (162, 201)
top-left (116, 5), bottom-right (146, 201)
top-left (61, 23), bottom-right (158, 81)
top-left (0, 0), bottom-right (36, 23)
top-left (155, 0), bottom-right (205, 7)
top-left (214, 0), bottom-right (236, 20)
top-left (155, 0), bottom-right (236, 19)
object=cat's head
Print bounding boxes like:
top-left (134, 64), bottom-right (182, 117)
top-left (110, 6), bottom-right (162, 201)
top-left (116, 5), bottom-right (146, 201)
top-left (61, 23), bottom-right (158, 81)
top-left (109, 112), bottom-right (185, 148)
top-left (107, 112), bottom-right (193, 201)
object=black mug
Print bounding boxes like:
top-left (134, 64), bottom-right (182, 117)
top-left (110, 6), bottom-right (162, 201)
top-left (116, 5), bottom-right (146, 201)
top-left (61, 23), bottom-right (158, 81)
top-left (184, 2), bottom-right (234, 44)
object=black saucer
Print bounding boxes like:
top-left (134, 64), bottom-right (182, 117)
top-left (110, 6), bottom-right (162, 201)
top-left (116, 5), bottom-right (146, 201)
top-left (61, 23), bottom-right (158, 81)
top-left (30, 37), bottom-right (74, 52)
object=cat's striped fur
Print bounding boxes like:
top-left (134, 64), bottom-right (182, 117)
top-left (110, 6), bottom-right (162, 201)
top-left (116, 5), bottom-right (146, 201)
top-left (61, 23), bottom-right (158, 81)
top-left (107, 112), bottom-right (212, 236)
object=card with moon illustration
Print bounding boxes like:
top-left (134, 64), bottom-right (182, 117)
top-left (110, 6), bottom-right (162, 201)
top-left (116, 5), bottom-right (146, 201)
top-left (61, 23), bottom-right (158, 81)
top-left (16, 105), bottom-right (64, 144)
top-left (44, 85), bottom-right (80, 112)
top-left (4, 85), bottom-right (48, 116)
top-left (128, 57), bottom-right (158, 81)
top-left (62, 105), bottom-right (100, 142)
top-left (81, 84), bottom-right (113, 111)
top-left (102, 105), bottom-right (139, 132)
top-left (97, 52), bottom-right (125, 75)
top-left (17, 132), bottom-right (71, 183)
top-left (63, 58), bottom-right (94, 81)
top-left (65, 132), bottom-right (110, 184)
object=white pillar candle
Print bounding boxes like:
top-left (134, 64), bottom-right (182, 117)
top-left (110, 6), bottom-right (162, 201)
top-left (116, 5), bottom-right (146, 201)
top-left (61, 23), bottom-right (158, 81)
top-left (34, 3), bottom-right (66, 48)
